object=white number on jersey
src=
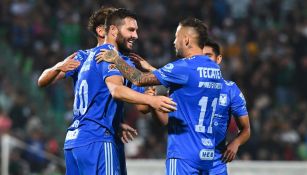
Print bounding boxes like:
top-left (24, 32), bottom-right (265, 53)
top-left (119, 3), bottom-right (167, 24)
top-left (73, 80), bottom-right (89, 115)
top-left (195, 96), bottom-right (218, 134)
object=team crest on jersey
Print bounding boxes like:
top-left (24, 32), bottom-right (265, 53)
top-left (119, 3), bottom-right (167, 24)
top-left (108, 64), bottom-right (118, 71)
top-left (219, 94), bottom-right (228, 106)
top-left (201, 138), bottom-right (213, 147)
top-left (162, 63), bottom-right (174, 72)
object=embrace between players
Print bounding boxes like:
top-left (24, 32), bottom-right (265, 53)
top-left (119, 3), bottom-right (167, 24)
top-left (38, 6), bottom-right (250, 175)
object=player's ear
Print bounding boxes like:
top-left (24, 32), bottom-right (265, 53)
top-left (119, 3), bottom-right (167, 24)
top-left (217, 55), bottom-right (223, 64)
top-left (184, 35), bottom-right (190, 47)
top-left (110, 25), bottom-right (119, 37)
top-left (96, 26), bottom-right (105, 38)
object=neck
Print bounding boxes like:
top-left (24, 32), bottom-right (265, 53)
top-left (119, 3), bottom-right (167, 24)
top-left (104, 35), bottom-right (118, 50)
top-left (96, 36), bottom-right (105, 46)
top-left (184, 46), bottom-right (203, 58)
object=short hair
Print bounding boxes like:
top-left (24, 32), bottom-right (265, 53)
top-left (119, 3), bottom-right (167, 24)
top-left (87, 7), bottom-right (116, 36)
top-left (105, 8), bottom-right (137, 33)
top-left (179, 18), bottom-right (208, 48)
top-left (205, 39), bottom-right (221, 56)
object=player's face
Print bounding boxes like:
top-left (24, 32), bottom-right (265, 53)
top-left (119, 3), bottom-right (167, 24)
top-left (173, 25), bottom-right (185, 58)
top-left (116, 17), bottom-right (138, 53)
top-left (203, 46), bottom-right (222, 64)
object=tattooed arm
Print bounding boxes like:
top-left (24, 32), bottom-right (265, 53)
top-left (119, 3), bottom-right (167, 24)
top-left (96, 49), bottom-right (161, 86)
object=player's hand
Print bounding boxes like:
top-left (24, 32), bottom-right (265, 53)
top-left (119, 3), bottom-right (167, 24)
top-left (129, 53), bottom-right (156, 72)
top-left (96, 49), bottom-right (120, 63)
top-left (145, 86), bottom-right (156, 96)
top-left (55, 52), bottom-right (79, 72)
top-left (222, 140), bottom-right (240, 162)
top-left (150, 96), bottom-right (177, 113)
top-left (119, 123), bottom-right (138, 144)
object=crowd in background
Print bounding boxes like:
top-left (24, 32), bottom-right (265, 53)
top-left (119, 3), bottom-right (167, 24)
top-left (0, 0), bottom-right (307, 174)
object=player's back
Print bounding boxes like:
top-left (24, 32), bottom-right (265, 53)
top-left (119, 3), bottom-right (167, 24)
top-left (64, 44), bottom-right (124, 149)
top-left (165, 55), bottom-right (223, 170)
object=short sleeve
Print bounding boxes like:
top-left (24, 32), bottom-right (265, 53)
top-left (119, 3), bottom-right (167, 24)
top-left (230, 83), bottom-right (248, 118)
top-left (152, 59), bottom-right (189, 88)
top-left (96, 62), bottom-right (122, 81)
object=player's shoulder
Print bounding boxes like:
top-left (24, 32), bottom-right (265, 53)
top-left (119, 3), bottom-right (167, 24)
top-left (74, 49), bottom-right (91, 62)
top-left (223, 80), bottom-right (235, 87)
top-left (223, 80), bottom-right (241, 93)
top-left (160, 59), bottom-right (187, 72)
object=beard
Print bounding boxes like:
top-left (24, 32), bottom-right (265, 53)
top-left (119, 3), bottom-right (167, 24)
top-left (116, 32), bottom-right (132, 54)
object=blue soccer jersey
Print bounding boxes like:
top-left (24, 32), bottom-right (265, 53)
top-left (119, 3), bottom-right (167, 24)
top-left (209, 80), bottom-right (248, 175)
top-left (64, 44), bottom-right (144, 149)
top-left (153, 55), bottom-right (223, 171)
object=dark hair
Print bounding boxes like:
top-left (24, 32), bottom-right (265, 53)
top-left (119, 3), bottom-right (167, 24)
top-left (179, 18), bottom-right (208, 48)
top-left (205, 39), bottom-right (221, 56)
top-left (87, 7), bottom-right (116, 36)
top-left (105, 8), bottom-right (137, 33)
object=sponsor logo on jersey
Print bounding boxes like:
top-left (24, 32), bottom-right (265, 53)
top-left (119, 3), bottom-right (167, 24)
top-left (198, 82), bottom-right (222, 89)
top-left (199, 149), bottom-right (214, 160)
top-left (162, 63), bottom-right (174, 72)
top-left (197, 67), bottom-right (222, 79)
top-left (65, 129), bottom-right (79, 140)
top-left (108, 64), bottom-right (118, 72)
top-left (201, 138), bottom-right (213, 147)
top-left (219, 94), bottom-right (227, 106)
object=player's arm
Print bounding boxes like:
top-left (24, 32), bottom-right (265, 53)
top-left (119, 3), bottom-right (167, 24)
top-left (152, 110), bottom-right (169, 125)
top-left (223, 86), bottom-right (251, 163)
top-left (223, 115), bottom-right (250, 162)
top-left (134, 86), bottom-right (156, 114)
top-left (97, 50), bottom-right (161, 86)
top-left (105, 76), bottom-right (176, 113)
top-left (37, 53), bottom-right (79, 87)
top-left (129, 53), bottom-right (157, 72)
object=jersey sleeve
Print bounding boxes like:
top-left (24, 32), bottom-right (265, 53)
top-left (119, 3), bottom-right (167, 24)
top-left (65, 50), bottom-right (86, 79)
top-left (96, 61), bottom-right (123, 81)
top-left (152, 59), bottom-right (189, 88)
top-left (230, 83), bottom-right (248, 118)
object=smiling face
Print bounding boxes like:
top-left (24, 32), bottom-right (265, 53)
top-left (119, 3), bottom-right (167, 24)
top-left (116, 17), bottom-right (138, 53)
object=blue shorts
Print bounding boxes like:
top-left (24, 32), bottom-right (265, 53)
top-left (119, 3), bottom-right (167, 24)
top-left (64, 141), bottom-right (120, 175)
top-left (208, 153), bottom-right (228, 175)
top-left (166, 158), bottom-right (210, 175)
top-left (117, 142), bottom-right (127, 175)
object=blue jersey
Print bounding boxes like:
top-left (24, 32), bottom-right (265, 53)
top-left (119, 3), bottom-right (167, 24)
top-left (214, 80), bottom-right (248, 152)
top-left (64, 44), bottom-right (144, 149)
top-left (209, 80), bottom-right (248, 175)
top-left (153, 55), bottom-right (223, 170)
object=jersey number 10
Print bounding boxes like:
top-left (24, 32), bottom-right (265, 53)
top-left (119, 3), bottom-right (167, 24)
top-left (195, 96), bottom-right (218, 134)
top-left (73, 80), bottom-right (89, 115)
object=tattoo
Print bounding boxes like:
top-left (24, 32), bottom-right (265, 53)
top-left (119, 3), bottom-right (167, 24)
top-left (105, 50), bottom-right (118, 62)
top-left (114, 57), bottom-right (161, 86)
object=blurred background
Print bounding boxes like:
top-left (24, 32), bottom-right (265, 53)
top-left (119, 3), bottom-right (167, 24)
top-left (0, 0), bottom-right (307, 174)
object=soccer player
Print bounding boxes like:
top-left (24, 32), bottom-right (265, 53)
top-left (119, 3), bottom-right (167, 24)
top-left (127, 39), bottom-right (251, 174)
top-left (97, 18), bottom-right (223, 174)
top-left (38, 7), bottom-right (177, 175)
top-left (203, 40), bottom-right (250, 175)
